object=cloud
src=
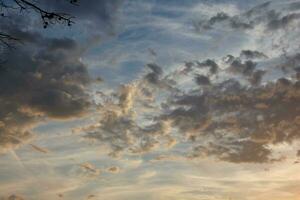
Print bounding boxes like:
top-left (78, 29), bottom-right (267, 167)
top-left (0, 0), bottom-right (125, 152)
top-left (82, 47), bottom-right (300, 164)
top-left (195, 75), bottom-right (211, 85)
top-left (240, 50), bottom-right (268, 60)
top-left (107, 166), bottom-right (120, 173)
top-left (79, 162), bottom-right (101, 176)
top-left (0, 0), bottom-right (126, 152)
top-left (2, 1), bottom-right (300, 199)
top-left (0, 23), bottom-right (91, 153)
top-left (197, 12), bottom-right (230, 30)
top-left (6, 194), bottom-right (24, 200)
top-left (193, 1), bottom-right (300, 33)
top-left (169, 74), bottom-right (300, 163)
top-left (190, 140), bottom-right (272, 164)
top-left (144, 63), bottom-right (163, 85)
top-left (194, 11), bottom-right (253, 31)
top-left (221, 51), bottom-right (267, 86)
top-left (248, 69), bottom-right (266, 86)
top-left (228, 59), bottom-right (257, 76)
top-left (267, 13), bottom-right (300, 30)
top-left (36, 0), bottom-right (299, 166)
top-left (196, 59), bottom-right (219, 74)
top-left (83, 78), bottom-right (175, 157)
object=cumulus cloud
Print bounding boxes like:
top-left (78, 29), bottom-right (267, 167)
top-left (83, 67), bottom-right (176, 157)
top-left (240, 50), bottom-right (268, 60)
top-left (144, 63), bottom-right (163, 85)
top-left (163, 63), bottom-right (300, 163)
top-left (0, 0), bottom-right (126, 153)
top-left (194, 1), bottom-right (300, 33)
top-left (196, 59), bottom-right (219, 74)
top-left (194, 11), bottom-right (253, 31)
top-left (248, 69), bottom-right (266, 86)
top-left (195, 74), bottom-right (211, 85)
top-left (16, 0), bottom-right (296, 165)
top-left (2, 1), bottom-right (300, 199)
top-left (0, 20), bottom-right (91, 153)
top-left (227, 58), bottom-right (257, 76)
top-left (82, 44), bottom-right (300, 164)
top-left (84, 107), bottom-right (173, 157)
top-left (267, 13), bottom-right (300, 30)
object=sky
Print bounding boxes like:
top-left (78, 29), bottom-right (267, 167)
top-left (0, 0), bottom-right (300, 199)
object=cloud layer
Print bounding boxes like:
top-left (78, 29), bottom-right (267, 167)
top-left (1, 1), bottom-right (300, 200)
top-left (80, 0), bottom-right (300, 164)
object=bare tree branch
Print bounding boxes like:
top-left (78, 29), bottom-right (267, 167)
top-left (13, 0), bottom-right (75, 28)
top-left (0, 0), bottom-right (78, 48)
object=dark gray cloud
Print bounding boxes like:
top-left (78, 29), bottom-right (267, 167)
top-left (84, 110), bottom-right (173, 157)
top-left (199, 12), bottom-right (230, 30)
top-left (0, 0), bottom-right (126, 152)
top-left (145, 63), bottom-right (163, 84)
top-left (196, 59), bottom-right (219, 74)
top-left (0, 28), bottom-right (91, 153)
top-left (165, 76), bottom-right (300, 163)
top-left (296, 72), bottom-right (300, 80)
top-left (282, 53), bottom-right (300, 72)
top-left (83, 83), bottom-right (174, 157)
top-left (60, 0), bottom-right (300, 164)
top-left (195, 74), bottom-right (210, 85)
top-left (190, 141), bottom-right (272, 164)
top-left (228, 16), bottom-right (254, 30)
top-left (221, 51), bottom-right (268, 86)
top-left (194, 1), bottom-right (300, 32)
top-left (228, 59), bottom-right (257, 76)
top-left (223, 54), bottom-right (235, 64)
top-left (248, 69), bottom-right (266, 86)
top-left (145, 48), bottom-right (300, 164)
top-left (79, 43), bottom-right (300, 163)
top-left (79, 52), bottom-right (300, 163)
top-left (240, 50), bottom-right (268, 60)
top-left (80, 44), bottom-right (300, 163)
top-left (267, 13), bottom-right (300, 30)
top-left (194, 12), bottom-right (253, 31)
top-left (222, 50), bottom-right (267, 83)
top-left (245, 1), bottom-right (271, 17)
top-left (289, 1), bottom-right (300, 11)
top-left (161, 92), bottom-right (208, 135)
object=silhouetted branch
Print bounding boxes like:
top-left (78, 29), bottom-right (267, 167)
top-left (12, 0), bottom-right (75, 28)
top-left (0, 0), bottom-right (78, 48)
